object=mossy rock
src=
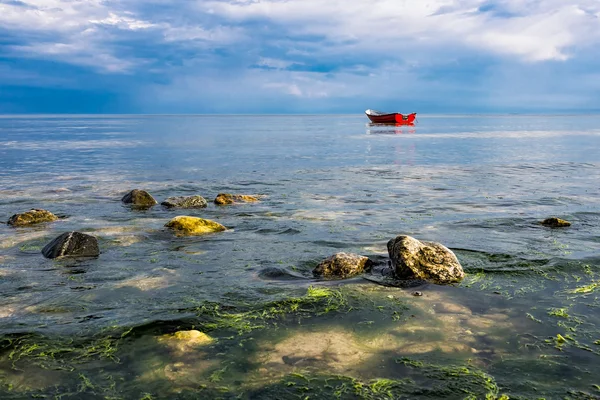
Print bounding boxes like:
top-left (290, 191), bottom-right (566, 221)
top-left (214, 193), bottom-right (260, 205)
top-left (121, 189), bottom-right (157, 208)
top-left (165, 216), bottom-right (226, 236)
top-left (161, 195), bottom-right (208, 209)
top-left (7, 209), bottom-right (58, 226)
top-left (541, 217), bottom-right (571, 227)
top-left (158, 330), bottom-right (214, 353)
top-left (388, 235), bottom-right (464, 284)
top-left (313, 252), bottom-right (373, 279)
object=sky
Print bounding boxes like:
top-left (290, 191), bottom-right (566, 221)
top-left (0, 0), bottom-right (599, 114)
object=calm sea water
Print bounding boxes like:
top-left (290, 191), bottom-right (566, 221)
top-left (1, 115), bottom-right (599, 399)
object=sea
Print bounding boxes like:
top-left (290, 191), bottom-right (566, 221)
top-left (0, 114), bottom-right (599, 399)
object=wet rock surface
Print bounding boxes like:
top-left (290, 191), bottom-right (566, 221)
top-left (121, 189), bottom-right (157, 208)
top-left (387, 235), bottom-right (464, 284)
top-left (214, 193), bottom-right (260, 205)
top-left (158, 330), bottom-right (214, 354)
top-left (161, 195), bottom-right (208, 209)
top-left (164, 216), bottom-right (226, 236)
top-left (41, 231), bottom-right (100, 259)
top-left (541, 217), bottom-right (571, 227)
top-left (313, 252), bottom-right (372, 279)
top-left (7, 209), bottom-right (58, 226)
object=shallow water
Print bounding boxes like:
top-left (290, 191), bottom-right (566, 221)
top-left (1, 114), bottom-right (600, 399)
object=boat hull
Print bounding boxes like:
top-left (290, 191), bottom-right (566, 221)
top-left (365, 111), bottom-right (417, 125)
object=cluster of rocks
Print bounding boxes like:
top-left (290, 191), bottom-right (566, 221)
top-left (6, 194), bottom-right (573, 285)
top-left (311, 217), bottom-right (573, 284)
top-left (312, 235), bottom-right (464, 284)
top-left (6, 189), bottom-right (260, 259)
top-left (120, 189), bottom-right (260, 209)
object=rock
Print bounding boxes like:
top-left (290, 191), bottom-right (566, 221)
top-left (41, 232), bottom-right (100, 259)
top-left (121, 189), bottom-right (157, 208)
top-left (164, 216), bottom-right (226, 236)
top-left (158, 330), bottom-right (214, 353)
top-left (7, 209), bottom-right (58, 226)
top-left (313, 252), bottom-right (372, 279)
top-left (387, 235), bottom-right (464, 284)
top-left (161, 195), bottom-right (208, 209)
top-left (541, 217), bottom-right (571, 227)
top-left (214, 193), bottom-right (260, 205)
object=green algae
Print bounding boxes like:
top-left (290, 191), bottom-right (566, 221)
top-left (246, 363), bottom-right (508, 400)
top-left (188, 285), bottom-right (353, 335)
top-left (548, 308), bottom-right (570, 318)
top-left (570, 282), bottom-right (600, 294)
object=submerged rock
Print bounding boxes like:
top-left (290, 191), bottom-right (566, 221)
top-left (158, 330), bottom-right (214, 353)
top-left (214, 193), bottom-right (260, 205)
top-left (165, 216), bottom-right (226, 236)
top-left (541, 217), bottom-right (571, 227)
top-left (161, 195), bottom-right (208, 209)
top-left (41, 231), bottom-right (100, 259)
top-left (121, 189), bottom-right (157, 208)
top-left (313, 252), bottom-right (372, 279)
top-left (387, 235), bottom-right (464, 284)
top-left (7, 209), bottom-right (58, 227)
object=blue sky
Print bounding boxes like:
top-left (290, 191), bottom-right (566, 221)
top-left (0, 0), bottom-right (599, 114)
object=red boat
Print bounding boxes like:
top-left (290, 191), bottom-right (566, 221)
top-left (365, 109), bottom-right (417, 125)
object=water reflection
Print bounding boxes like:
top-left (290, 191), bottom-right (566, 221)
top-left (366, 122), bottom-right (416, 135)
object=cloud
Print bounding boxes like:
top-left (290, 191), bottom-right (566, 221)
top-left (1, 0), bottom-right (600, 112)
top-left (200, 0), bottom-right (600, 62)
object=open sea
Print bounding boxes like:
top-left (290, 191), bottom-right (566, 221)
top-left (1, 114), bottom-right (599, 399)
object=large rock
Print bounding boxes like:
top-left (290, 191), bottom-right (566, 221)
top-left (161, 195), bottom-right (208, 209)
top-left (121, 189), bottom-right (157, 208)
top-left (541, 217), bottom-right (571, 227)
top-left (313, 252), bottom-right (372, 279)
top-left (387, 235), bottom-right (464, 284)
top-left (42, 231), bottom-right (100, 259)
top-left (214, 193), bottom-right (260, 205)
top-left (7, 209), bottom-right (58, 226)
top-left (165, 216), bottom-right (226, 236)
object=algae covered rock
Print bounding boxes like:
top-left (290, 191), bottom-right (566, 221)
top-left (165, 216), bottom-right (226, 236)
top-left (161, 195), bottom-right (208, 209)
top-left (41, 231), bottom-right (100, 259)
top-left (214, 193), bottom-right (260, 205)
top-left (541, 217), bottom-right (571, 227)
top-left (387, 235), bottom-right (464, 284)
top-left (158, 330), bottom-right (214, 353)
top-left (121, 189), bottom-right (157, 208)
top-left (313, 252), bottom-right (373, 279)
top-left (7, 209), bottom-right (58, 226)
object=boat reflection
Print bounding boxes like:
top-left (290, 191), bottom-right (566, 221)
top-left (366, 122), bottom-right (416, 135)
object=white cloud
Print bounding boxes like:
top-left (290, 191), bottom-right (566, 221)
top-left (89, 12), bottom-right (156, 30)
top-left (0, 0), bottom-right (234, 73)
top-left (200, 0), bottom-right (600, 62)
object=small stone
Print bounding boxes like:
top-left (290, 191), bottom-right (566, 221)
top-left (214, 193), bottom-right (260, 205)
top-left (387, 295), bottom-right (394, 299)
top-left (412, 291), bottom-right (423, 297)
top-left (7, 209), bottom-right (58, 226)
top-left (541, 217), bottom-right (571, 228)
top-left (121, 189), bottom-right (157, 208)
top-left (161, 196), bottom-right (208, 209)
top-left (313, 252), bottom-right (373, 279)
top-left (165, 216), bottom-right (226, 236)
top-left (41, 232), bottom-right (100, 259)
